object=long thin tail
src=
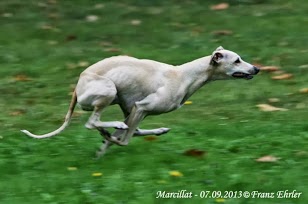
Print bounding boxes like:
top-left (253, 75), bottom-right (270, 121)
top-left (21, 91), bottom-right (77, 139)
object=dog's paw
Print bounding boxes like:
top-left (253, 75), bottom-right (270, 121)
top-left (114, 122), bottom-right (129, 130)
top-left (155, 127), bottom-right (170, 136)
top-left (85, 122), bottom-right (95, 129)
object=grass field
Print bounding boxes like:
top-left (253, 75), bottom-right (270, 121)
top-left (1, 0), bottom-right (308, 203)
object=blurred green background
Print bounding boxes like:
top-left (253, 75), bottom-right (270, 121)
top-left (0, 0), bottom-right (307, 203)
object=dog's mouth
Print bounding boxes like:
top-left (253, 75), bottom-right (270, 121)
top-left (232, 72), bottom-right (253, 80)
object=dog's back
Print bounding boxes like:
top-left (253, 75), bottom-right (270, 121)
top-left (81, 55), bottom-right (177, 95)
top-left (84, 56), bottom-right (171, 76)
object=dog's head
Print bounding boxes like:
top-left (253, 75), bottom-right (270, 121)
top-left (210, 46), bottom-right (259, 80)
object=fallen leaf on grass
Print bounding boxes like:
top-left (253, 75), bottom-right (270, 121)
top-left (256, 104), bottom-right (288, 112)
top-left (215, 198), bottom-right (226, 203)
top-left (78, 61), bottom-right (90, 67)
top-left (47, 40), bottom-right (58, 45)
top-left (48, 13), bottom-right (60, 19)
top-left (259, 66), bottom-right (280, 72)
top-left (92, 172), bottom-right (103, 177)
top-left (104, 47), bottom-right (121, 53)
top-left (271, 73), bottom-right (293, 80)
top-left (295, 151), bottom-right (308, 157)
top-left (299, 64), bottom-right (308, 69)
top-left (169, 170), bottom-right (183, 177)
top-left (2, 13), bottom-right (13, 18)
top-left (130, 19), bottom-right (142, 26)
top-left (65, 35), bottom-right (77, 42)
top-left (94, 3), bottom-right (105, 9)
top-left (72, 111), bottom-right (85, 117)
top-left (100, 41), bottom-right (113, 47)
top-left (184, 101), bottom-right (193, 105)
top-left (39, 24), bottom-right (54, 30)
top-left (253, 63), bottom-right (263, 68)
top-left (268, 98), bottom-right (280, 103)
top-left (273, 70), bottom-right (285, 75)
top-left (210, 3), bottom-right (229, 11)
top-left (86, 15), bottom-right (99, 22)
top-left (37, 2), bottom-right (47, 7)
top-left (184, 149), bottom-right (206, 157)
top-left (299, 88), bottom-right (308, 94)
top-left (66, 63), bottom-right (77, 69)
top-left (255, 155), bottom-right (280, 162)
top-left (9, 109), bottom-right (26, 116)
top-left (48, 0), bottom-right (57, 4)
top-left (67, 167), bottom-right (78, 171)
top-left (157, 180), bottom-right (167, 184)
top-left (144, 135), bottom-right (157, 141)
top-left (66, 61), bottom-right (90, 69)
top-left (13, 74), bottom-right (32, 82)
top-left (147, 7), bottom-right (164, 15)
top-left (211, 30), bottom-right (233, 36)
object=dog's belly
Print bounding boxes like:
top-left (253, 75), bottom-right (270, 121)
top-left (115, 86), bottom-right (183, 115)
top-left (114, 90), bottom-right (155, 113)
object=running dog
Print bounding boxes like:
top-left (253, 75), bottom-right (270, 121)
top-left (21, 46), bottom-right (259, 157)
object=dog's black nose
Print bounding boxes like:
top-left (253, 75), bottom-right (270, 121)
top-left (253, 66), bottom-right (260, 74)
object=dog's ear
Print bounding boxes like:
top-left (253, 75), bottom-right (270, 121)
top-left (216, 46), bottom-right (224, 51)
top-left (210, 52), bottom-right (224, 66)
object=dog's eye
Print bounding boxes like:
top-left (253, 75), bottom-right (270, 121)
top-left (234, 58), bottom-right (241, 64)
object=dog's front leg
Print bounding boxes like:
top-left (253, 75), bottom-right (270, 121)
top-left (96, 128), bottom-right (126, 158)
top-left (96, 139), bottom-right (112, 158)
top-left (96, 126), bottom-right (170, 158)
top-left (96, 104), bottom-right (146, 148)
top-left (119, 105), bottom-right (146, 145)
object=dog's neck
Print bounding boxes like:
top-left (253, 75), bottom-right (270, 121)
top-left (177, 56), bottom-right (215, 101)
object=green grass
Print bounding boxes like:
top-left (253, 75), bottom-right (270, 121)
top-left (1, 0), bottom-right (308, 203)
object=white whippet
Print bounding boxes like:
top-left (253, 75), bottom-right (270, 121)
top-left (21, 46), bottom-right (259, 157)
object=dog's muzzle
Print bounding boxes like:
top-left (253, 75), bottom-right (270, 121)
top-left (232, 66), bottom-right (260, 80)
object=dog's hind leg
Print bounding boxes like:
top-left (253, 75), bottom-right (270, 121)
top-left (77, 73), bottom-right (128, 131)
top-left (77, 73), bottom-right (129, 147)
top-left (96, 127), bottom-right (170, 158)
top-left (96, 128), bottom-right (169, 158)
top-left (96, 104), bottom-right (165, 152)
top-left (96, 108), bottom-right (130, 157)
top-left (86, 106), bottom-right (129, 146)
top-left (96, 126), bottom-right (170, 158)
top-left (134, 128), bottom-right (170, 136)
top-left (85, 107), bottom-right (128, 130)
